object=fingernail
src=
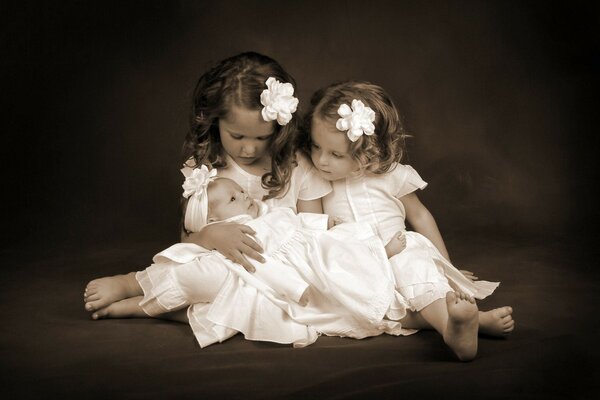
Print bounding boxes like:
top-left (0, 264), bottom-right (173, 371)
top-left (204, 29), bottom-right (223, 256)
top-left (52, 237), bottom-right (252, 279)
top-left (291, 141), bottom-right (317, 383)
top-left (259, 257), bottom-right (265, 263)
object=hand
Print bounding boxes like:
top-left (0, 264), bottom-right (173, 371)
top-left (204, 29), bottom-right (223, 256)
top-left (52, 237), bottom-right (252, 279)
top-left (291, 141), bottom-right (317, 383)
top-left (327, 216), bottom-right (344, 229)
top-left (459, 270), bottom-right (478, 282)
top-left (195, 222), bottom-right (265, 273)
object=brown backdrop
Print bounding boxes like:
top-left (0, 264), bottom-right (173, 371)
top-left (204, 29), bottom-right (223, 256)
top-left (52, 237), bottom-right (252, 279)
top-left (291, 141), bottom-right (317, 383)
top-left (2, 0), bottom-right (597, 250)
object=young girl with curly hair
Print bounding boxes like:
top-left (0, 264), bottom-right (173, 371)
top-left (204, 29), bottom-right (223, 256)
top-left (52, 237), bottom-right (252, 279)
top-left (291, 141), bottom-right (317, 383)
top-left (84, 52), bottom-right (330, 321)
top-left (302, 81), bottom-right (515, 360)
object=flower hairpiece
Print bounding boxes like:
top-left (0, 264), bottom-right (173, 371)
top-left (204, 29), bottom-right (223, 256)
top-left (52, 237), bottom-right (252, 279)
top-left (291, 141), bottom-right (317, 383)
top-left (182, 165), bottom-right (217, 199)
top-left (260, 77), bottom-right (299, 126)
top-left (335, 99), bottom-right (376, 142)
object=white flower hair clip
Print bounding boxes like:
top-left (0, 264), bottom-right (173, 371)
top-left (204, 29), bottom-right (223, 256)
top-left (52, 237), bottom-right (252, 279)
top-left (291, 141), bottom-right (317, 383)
top-left (181, 165), bottom-right (218, 232)
top-left (335, 99), bottom-right (376, 142)
top-left (260, 77), bottom-right (299, 126)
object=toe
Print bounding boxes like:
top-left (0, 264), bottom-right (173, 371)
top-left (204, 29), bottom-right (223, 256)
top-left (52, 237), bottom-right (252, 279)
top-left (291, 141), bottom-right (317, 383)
top-left (92, 307), bottom-right (109, 320)
top-left (85, 293), bottom-right (100, 302)
top-left (446, 291), bottom-right (457, 304)
top-left (504, 320), bottom-right (515, 328)
top-left (498, 306), bottom-right (513, 317)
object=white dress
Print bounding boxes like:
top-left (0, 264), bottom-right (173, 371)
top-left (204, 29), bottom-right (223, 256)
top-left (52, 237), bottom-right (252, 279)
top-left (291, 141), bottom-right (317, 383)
top-left (138, 203), bottom-right (406, 348)
top-left (323, 163), bottom-right (499, 312)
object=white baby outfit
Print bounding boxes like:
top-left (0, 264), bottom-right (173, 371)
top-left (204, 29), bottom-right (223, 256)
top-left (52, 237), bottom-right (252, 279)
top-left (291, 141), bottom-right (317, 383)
top-left (323, 163), bottom-right (499, 313)
top-left (140, 203), bottom-right (406, 347)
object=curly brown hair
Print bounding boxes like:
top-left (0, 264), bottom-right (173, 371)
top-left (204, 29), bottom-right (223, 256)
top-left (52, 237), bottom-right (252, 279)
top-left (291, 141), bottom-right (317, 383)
top-left (182, 52), bottom-right (299, 199)
top-left (300, 81), bottom-right (407, 174)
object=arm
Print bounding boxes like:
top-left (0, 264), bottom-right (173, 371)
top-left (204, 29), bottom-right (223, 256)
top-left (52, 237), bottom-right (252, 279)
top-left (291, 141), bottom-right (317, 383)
top-left (181, 222), bottom-right (264, 273)
top-left (400, 192), bottom-right (450, 261)
top-left (297, 198), bottom-right (324, 214)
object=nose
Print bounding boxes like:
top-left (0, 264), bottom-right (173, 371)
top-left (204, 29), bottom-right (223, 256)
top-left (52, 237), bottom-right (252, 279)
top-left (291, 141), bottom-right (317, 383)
top-left (241, 142), bottom-right (256, 156)
top-left (318, 152), bottom-right (329, 166)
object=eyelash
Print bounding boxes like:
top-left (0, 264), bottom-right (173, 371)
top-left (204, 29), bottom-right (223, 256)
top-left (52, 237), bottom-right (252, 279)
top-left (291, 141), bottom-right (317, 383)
top-left (230, 134), bottom-right (270, 141)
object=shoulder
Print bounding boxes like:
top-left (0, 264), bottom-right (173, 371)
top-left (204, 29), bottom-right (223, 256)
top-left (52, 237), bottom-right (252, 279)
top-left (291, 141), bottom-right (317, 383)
top-left (386, 163), bottom-right (428, 198)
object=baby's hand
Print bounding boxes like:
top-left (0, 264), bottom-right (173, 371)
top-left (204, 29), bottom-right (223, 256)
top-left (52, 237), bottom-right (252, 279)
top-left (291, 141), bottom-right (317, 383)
top-left (327, 216), bottom-right (344, 229)
top-left (460, 270), bottom-right (478, 281)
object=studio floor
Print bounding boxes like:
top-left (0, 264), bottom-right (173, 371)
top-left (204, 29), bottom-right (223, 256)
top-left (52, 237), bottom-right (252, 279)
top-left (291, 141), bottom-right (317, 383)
top-left (1, 231), bottom-right (598, 399)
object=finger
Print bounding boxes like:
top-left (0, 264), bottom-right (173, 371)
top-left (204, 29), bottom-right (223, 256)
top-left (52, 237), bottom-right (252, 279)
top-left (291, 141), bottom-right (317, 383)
top-left (238, 225), bottom-right (257, 237)
top-left (460, 270), bottom-right (474, 276)
top-left (231, 250), bottom-right (256, 273)
top-left (239, 243), bottom-right (266, 263)
top-left (241, 235), bottom-right (264, 254)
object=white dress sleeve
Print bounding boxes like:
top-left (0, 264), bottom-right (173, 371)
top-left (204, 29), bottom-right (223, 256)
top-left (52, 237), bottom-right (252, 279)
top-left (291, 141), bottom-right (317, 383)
top-left (295, 152), bottom-right (332, 201)
top-left (392, 164), bottom-right (428, 199)
top-left (297, 212), bottom-right (330, 231)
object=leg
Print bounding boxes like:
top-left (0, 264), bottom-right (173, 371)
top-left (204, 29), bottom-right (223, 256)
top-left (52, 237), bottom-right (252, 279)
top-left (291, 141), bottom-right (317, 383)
top-left (84, 272), bottom-right (143, 312)
top-left (479, 307), bottom-right (515, 337)
top-left (401, 291), bottom-right (479, 361)
top-left (385, 231), bottom-right (407, 258)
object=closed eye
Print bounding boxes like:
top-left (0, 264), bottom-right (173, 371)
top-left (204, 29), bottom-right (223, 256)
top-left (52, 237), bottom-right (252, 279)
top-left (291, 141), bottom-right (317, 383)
top-left (332, 152), bottom-right (344, 158)
top-left (311, 143), bottom-right (320, 149)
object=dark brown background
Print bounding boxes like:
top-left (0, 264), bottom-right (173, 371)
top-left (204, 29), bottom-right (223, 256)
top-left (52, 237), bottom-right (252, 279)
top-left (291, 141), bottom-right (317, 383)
top-left (1, 1), bottom-right (599, 399)
top-left (3, 0), bottom-right (598, 250)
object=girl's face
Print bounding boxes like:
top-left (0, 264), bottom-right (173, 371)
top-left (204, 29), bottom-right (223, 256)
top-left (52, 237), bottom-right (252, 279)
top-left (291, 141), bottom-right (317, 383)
top-left (219, 105), bottom-right (274, 167)
top-left (310, 116), bottom-right (359, 182)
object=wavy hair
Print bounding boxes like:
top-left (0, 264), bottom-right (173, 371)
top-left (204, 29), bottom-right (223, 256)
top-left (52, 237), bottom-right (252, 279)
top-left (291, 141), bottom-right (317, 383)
top-left (182, 52), bottom-right (299, 199)
top-left (300, 81), bottom-right (407, 174)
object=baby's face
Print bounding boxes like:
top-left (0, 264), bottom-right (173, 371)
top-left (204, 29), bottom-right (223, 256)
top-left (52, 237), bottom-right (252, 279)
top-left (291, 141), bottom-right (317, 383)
top-left (310, 116), bottom-right (360, 181)
top-left (207, 178), bottom-right (259, 222)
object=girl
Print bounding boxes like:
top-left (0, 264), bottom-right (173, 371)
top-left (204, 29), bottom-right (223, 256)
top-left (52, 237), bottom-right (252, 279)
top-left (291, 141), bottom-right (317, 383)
top-left (84, 52), bottom-right (331, 321)
top-left (302, 81), bottom-right (515, 361)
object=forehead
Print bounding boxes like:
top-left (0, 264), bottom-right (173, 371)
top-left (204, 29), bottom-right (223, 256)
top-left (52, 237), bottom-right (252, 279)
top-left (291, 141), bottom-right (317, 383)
top-left (221, 105), bottom-right (274, 137)
top-left (208, 179), bottom-right (240, 202)
top-left (311, 117), bottom-right (350, 151)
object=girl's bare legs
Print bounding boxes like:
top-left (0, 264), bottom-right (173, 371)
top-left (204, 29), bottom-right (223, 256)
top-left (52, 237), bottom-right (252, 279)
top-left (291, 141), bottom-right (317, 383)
top-left (91, 295), bottom-right (189, 323)
top-left (401, 291), bottom-right (479, 361)
top-left (84, 272), bottom-right (142, 312)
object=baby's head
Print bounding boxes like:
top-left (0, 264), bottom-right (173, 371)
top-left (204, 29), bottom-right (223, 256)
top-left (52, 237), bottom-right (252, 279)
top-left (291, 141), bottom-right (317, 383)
top-left (206, 178), bottom-right (259, 223)
top-left (182, 166), bottom-right (259, 233)
top-left (302, 81), bottom-right (407, 181)
top-left (183, 52), bottom-right (300, 199)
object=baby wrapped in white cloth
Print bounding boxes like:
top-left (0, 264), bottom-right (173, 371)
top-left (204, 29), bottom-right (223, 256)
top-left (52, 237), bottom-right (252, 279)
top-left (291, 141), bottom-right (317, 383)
top-left (136, 167), bottom-right (411, 347)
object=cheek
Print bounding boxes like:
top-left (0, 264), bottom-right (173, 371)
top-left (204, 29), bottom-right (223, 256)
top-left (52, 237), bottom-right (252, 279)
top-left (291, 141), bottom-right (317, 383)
top-left (253, 141), bottom-right (269, 156)
top-left (219, 134), bottom-right (238, 154)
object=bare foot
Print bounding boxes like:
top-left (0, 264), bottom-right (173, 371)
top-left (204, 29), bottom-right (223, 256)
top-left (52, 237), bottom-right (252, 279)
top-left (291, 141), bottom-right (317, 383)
top-left (91, 296), bottom-right (147, 320)
top-left (84, 272), bottom-right (142, 312)
top-left (385, 231), bottom-right (407, 258)
top-left (479, 307), bottom-right (514, 337)
top-left (444, 291), bottom-right (479, 361)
